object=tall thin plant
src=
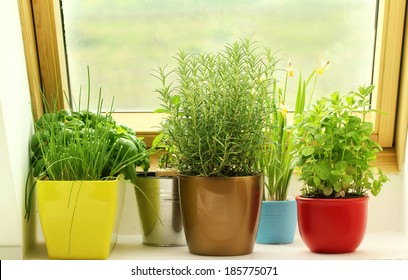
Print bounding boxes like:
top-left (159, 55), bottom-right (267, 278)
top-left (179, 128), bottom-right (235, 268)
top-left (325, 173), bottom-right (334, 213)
top-left (260, 61), bottom-right (329, 200)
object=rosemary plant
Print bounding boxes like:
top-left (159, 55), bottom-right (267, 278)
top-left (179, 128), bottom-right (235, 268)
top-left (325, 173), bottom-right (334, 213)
top-left (154, 39), bottom-right (278, 177)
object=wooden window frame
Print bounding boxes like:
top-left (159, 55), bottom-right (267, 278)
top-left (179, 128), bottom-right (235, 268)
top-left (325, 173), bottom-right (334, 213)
top-left (18, 0), bottom-right (408, 173)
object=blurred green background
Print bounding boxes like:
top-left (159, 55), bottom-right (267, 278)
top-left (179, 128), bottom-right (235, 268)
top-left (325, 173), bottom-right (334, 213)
top-left (62, 0), bottom-right (376, 111)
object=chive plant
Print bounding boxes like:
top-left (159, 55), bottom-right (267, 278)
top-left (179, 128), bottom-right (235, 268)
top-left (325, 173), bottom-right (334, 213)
top-left (154, 39), bottom-right (278, 177)
top-left (25, 72), bottom-right (149, 220)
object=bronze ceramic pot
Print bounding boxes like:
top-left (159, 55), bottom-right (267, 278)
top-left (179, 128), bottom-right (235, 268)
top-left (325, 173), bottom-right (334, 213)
top-left (179, 174), bottom-right (263, 256)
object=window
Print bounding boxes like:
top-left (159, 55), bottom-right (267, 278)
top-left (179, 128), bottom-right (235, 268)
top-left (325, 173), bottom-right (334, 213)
top-left (18, 0), bottom-right (408, 172)
top-left (61, 0), bottom-right (377, 113)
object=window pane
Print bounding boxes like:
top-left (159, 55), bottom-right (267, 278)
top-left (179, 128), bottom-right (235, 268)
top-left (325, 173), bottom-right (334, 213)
top-left (62, 0), bottom-right (376, 112)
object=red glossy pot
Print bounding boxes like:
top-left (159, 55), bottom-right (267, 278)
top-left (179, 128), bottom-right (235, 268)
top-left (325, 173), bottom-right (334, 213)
top-left (296, 195), bottom-right (368, 254)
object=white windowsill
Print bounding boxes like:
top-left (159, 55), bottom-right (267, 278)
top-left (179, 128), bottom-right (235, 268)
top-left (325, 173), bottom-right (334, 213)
top-left (25, 231), bottom-right (408, 260)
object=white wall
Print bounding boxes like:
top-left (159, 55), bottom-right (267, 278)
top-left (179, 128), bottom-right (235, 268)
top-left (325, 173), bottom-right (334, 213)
top-left (0, 0), bottom-right (34, 259)
top-left (404, 135), bottom-right (408, 234)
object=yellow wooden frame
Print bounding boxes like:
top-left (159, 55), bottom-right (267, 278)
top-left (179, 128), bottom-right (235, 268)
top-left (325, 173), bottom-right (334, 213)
top-left (18, 0), bottom-right (408, 173)
top-left (18, 0), bottom-right (69, 116)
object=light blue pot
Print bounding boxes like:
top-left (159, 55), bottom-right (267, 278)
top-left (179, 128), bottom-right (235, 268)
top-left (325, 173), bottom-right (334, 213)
top-left (256, 200), bottom-right (297, 244)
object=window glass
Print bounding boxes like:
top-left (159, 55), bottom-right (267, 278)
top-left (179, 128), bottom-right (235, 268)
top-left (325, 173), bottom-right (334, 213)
top-left (62, 0), bottom-right (377, 112)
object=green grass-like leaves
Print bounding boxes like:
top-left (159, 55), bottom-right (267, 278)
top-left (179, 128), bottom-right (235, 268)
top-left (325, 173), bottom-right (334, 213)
top-left (25, 73), bottom-right (150, 220)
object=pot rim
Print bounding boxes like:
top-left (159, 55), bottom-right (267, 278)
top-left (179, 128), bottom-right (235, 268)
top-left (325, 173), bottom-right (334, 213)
top-left (261, 199), bottom-right (296, 204)
top-left (178, 173), bottom-right (262, 180)
top-left (136, 171), bottom-right (178, 178)
top-left (36, 178), bottom-right (122, 183)
top-left (295, 194), bottom-right (369, 202)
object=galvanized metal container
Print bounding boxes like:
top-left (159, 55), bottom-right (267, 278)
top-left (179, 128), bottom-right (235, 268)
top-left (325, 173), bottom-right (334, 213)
top-left (135, 172), bottom-right (185, 246)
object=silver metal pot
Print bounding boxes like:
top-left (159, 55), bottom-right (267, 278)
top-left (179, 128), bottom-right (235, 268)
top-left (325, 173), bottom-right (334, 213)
top-left (135, 172), bottom-right (186, 246)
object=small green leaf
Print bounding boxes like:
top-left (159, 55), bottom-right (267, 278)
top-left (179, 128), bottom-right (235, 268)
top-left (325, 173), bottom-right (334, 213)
top-left (353, 145), bottom-right (362, 151)
top-left (323, 144), bottom-right (334, 151)
top-left (306, 177), bottom-right (315, 187)
top-left (171, 95), bottom-right (181, 105)
top-left (371, 180), bottom-right (381, 196)
top-left (331, 170), bottom-right (342, 177)
top-left (342, 174), bottom-right (353, 187)
top-left (314, 162), bottom-right (330, 180)
top-left (154, 108), bottom-right (168, 113)
top-left (301, 146), bottom-right (315, 156)
top-left (333, 182), bottom-right (342, 192)
top-left (345, 96), bottom-right (355, 105)
top-left (323, 186), bottom-right (333, 196)
top-left (313, 176), bottom-right (321, 187)
top-left (335, 161), bottom-right (347, 172)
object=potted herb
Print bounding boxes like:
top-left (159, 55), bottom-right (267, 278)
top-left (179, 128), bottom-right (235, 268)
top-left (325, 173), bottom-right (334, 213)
top-left (257, 61), bottom-right (328, 244)
top-left (134, 132), bottom-right (185, 247)
top-left (25, 77), bottom-right (150, 259)
top-left (154, 39), bottom-right (277, 255)
top-left (292, 85), bottom-right (389, 253)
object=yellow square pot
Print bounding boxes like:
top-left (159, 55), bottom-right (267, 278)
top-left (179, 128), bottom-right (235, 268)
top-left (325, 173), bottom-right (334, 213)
top-left (37, 179), bottom-right (125, 259)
